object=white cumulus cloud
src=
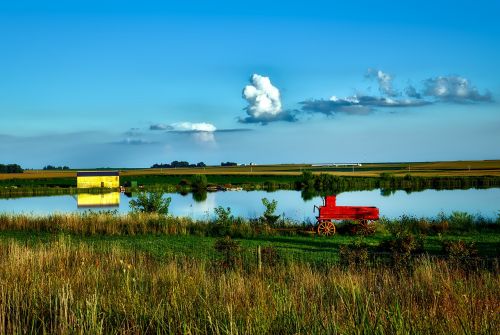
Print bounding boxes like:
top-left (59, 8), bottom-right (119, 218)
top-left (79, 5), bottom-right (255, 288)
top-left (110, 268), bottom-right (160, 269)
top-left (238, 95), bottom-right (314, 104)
top-left (240, 74), bottom-right (295, 124)
top-left (243, 74), bottom-right (282, 117)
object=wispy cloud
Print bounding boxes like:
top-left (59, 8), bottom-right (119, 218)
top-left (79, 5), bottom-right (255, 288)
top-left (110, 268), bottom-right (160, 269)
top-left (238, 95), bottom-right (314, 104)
top-left (301, 95), bottom-right (429, 116)
top-left (422, 76), bottom-right (492, 102)
top-left (150, 123), bottom-right (173, 131)
top-left (124, 128), bottom-right (143, 137)
top-left (366, 68), bottom-right (398, 97)
top-left (114, 138), bottom-right (155, 145)
top-left (214, 128), bottom-right (252, 133)
top-left (299, 70), bottom-right (492, 117)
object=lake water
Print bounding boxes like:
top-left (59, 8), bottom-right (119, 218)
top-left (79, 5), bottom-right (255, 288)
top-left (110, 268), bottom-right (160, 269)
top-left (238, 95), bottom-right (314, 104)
top-left (0, 188), bottom-right (499, 221)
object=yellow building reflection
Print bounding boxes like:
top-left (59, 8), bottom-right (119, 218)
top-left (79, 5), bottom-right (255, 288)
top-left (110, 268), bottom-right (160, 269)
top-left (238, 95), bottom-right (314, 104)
top-left (77, 192), bottom-right (120, 208)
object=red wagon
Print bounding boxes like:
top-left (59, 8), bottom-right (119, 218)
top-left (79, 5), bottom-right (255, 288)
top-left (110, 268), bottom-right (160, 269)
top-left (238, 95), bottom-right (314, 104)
top-left (314, 195), bottom-right (379, 235)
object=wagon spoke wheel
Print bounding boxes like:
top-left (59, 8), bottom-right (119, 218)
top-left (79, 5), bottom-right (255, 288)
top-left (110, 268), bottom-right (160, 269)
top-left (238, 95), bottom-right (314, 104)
top-left (359, 219), bottom-right (368, 229)
top-left (317, 220), bottom-right (336, 236)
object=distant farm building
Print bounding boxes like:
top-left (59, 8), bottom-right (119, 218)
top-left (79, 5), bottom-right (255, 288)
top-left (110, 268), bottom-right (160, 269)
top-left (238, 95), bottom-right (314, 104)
top-left (76, 171), bottom-right (120, 188)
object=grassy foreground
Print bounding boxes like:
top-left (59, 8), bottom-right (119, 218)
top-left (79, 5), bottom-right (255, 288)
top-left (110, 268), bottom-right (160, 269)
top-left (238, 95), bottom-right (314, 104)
top-left (0, 237), bottom-right (499, 334)
top-left (0, 212), bottom-right (499, 333)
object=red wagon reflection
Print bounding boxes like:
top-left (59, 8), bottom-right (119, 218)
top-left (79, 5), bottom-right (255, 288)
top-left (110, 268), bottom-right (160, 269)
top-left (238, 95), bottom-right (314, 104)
top-left (314, 195), bottom-right (379, 236)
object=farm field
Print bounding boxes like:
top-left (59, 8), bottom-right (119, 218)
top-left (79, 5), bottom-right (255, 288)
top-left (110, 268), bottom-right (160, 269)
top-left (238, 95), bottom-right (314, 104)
top-left (1, 159), bottom-right (500, 181)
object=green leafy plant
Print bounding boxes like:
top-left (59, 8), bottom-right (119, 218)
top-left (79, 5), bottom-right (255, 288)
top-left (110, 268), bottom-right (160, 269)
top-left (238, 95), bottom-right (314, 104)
top-left (261, 198), bottom-right (280, 226)
top-left (129, 191), bottom-right (172, 214)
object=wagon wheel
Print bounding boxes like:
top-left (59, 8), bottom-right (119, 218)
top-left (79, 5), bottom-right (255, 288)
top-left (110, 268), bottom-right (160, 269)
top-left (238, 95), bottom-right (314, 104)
top-left (358, 219), bottom-right (376, 235)
top-left (359, 219), bottom-right (369, 228)
top-left (317, 220), bottom-right (336, 236)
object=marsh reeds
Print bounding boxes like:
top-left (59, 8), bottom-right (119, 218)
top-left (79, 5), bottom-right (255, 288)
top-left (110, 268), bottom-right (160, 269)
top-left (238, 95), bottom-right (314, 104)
top-left (0, 237), bottom-right (498, 334)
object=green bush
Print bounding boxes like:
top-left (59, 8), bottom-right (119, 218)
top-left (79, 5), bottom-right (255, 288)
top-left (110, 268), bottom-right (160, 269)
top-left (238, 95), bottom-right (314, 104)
top-left (339, 240), bottom-right (369, 267)
top-left (210, 206), bottom-right (234, 236)
top-left (191, 174), bottom-right (208, 190)
top-left (129, 192), bottom-right (172, 214)
top-left (378, 233), bottom-right (424, 269)
top-left (448, 211), bottom-right (474, 231)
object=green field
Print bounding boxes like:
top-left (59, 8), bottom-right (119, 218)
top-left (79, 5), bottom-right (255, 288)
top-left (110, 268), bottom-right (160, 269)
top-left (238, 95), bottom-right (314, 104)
top-left (2, 159), bottom-right (500, 181)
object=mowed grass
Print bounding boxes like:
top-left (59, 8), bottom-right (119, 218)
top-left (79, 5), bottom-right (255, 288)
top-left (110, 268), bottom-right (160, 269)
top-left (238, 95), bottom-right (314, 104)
top-left (1, 226), bottom-right (498, 263)
top-left (1, 159), bottom-right (500, 181)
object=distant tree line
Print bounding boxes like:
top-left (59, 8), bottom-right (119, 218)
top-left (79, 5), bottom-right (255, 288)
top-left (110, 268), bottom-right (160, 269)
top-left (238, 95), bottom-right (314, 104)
top-left (0, 164), bottom-right (23, 173)
top-left (221, 162), bottom-right (237, 167)
top-left (43, 165), bottom-right (70, 170)
top-left (151, 161), bottom-right (206, 169)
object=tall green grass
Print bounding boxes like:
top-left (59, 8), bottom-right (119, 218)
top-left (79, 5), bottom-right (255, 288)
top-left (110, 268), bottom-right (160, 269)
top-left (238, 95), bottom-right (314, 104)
top-left (0, 237), bottom-right (498, 334)
top-left (0, 211), bottom-right (497, 238)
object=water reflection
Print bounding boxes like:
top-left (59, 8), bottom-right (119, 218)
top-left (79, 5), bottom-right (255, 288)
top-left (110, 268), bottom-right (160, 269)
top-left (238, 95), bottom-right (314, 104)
top-left (77, 192), bottom-right (120, 208)
top-left (0, 189), bottom-right (498, 220)
top-left (192, 190), bottom-right (207, 202)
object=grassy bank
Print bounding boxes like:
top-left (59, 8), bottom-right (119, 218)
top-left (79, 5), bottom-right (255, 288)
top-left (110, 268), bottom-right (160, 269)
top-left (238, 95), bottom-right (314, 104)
top-left (0, 237), bottom-right (498, 334)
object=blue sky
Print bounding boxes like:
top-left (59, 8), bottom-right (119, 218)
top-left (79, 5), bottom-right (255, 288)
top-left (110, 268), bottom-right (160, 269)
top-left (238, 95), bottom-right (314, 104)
top-left (1, 0), bottom-right (499, 168)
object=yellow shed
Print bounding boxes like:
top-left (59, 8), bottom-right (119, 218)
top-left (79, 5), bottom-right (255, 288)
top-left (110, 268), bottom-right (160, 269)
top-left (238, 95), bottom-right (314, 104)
top-left (77, 171), bottom-right (120, 188)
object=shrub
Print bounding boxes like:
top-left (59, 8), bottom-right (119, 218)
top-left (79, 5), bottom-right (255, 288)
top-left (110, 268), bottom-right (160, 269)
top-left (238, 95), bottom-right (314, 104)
top-left (191, 174), bottom-right (208, 190)
top-left (210, 206), bottom-right (234, 236)
top-left (430, 219), bottom-right (449, 234)
top-left (129, 192), bottom-right (172, 214)
top-left (214, 236), bottom-right (241, 269)
top-left (442, 240), bottom-right (478, 269)
top-left (339, 240), bottom-right (369, 267)
top-left (448, 211), bottom-right (474, 231)
top-left (378, 233), bottom-right (424, 269)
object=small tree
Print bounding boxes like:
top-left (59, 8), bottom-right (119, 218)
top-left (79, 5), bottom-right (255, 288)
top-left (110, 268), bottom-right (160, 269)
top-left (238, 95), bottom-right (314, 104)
top-left (261, 198), bottom-right (279, 226)
top-left (129, 191), bottom-right (172, 214)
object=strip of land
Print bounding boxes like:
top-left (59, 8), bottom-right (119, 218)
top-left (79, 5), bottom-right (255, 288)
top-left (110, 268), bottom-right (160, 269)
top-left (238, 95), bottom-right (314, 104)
top-left (1, 159), bottom-right (500, 181)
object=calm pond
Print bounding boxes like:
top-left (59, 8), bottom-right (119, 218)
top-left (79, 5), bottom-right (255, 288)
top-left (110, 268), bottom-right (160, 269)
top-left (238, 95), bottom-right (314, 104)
top-left (0, 188), bottom-right (499, 221)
